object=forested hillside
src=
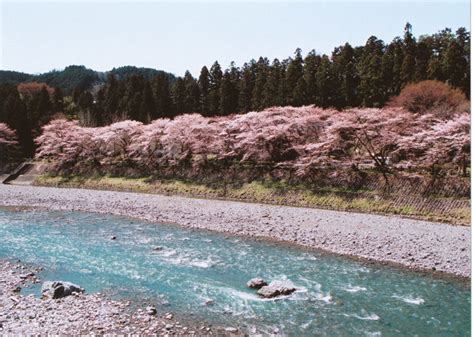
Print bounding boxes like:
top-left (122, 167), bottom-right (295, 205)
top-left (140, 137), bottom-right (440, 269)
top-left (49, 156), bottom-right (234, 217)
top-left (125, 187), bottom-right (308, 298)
top-left (0, 24), bottom-right (470, 157)
top-left (0, 65), bottom-right (176, 95)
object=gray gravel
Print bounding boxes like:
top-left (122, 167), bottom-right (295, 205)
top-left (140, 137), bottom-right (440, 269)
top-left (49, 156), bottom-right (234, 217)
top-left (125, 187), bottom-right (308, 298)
top-left (0, 184), bottom-right (470, 278)
top-left (0, 259), bottom-right (240, 335)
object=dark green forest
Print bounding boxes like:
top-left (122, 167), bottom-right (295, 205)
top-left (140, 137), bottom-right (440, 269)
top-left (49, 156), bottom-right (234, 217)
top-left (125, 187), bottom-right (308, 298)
top-left (0, 24), bottom-right (470, 157)
top-left (0, 65), bottom-right (176, 95)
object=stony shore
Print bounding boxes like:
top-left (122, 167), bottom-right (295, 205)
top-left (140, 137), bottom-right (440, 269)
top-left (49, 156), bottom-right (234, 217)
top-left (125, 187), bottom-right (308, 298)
top-left (0, 259), bottom-right (241, 335)
top-left (0, 184), bottom-right (470, 278)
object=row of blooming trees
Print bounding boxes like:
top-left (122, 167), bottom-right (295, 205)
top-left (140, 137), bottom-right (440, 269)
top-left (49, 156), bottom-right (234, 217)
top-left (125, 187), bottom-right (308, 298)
top-left (35, 103), bottom-right (470, 187)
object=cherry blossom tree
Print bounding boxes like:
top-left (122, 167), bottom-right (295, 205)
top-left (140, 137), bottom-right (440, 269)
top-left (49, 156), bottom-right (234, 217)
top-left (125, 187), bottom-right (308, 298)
top-left (35, 106), bottom-right (470, 182)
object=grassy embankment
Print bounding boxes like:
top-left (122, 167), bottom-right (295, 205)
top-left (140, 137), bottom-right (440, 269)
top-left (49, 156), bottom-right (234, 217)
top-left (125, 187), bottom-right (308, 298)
top-left (34, 175), bottom-right (470, 225)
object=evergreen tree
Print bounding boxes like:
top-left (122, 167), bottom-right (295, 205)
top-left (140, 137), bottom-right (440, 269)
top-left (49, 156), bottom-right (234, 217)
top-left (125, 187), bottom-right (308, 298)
top-left (0, 84), bottom-right (31, 155)
top-left (118, 75), bottom-right (146, 121)
top-left (390, 37), bottom-right (405, 94)
top-left (104, 73), bottom-right (121, 122)
top-left (286, 48), bottom-right (305, 105)
top-left (443, 37), bottom-right (468, 92)
top-left (35, 85), bottom-right (54, 124)
top-left (415, 38), bottom-right (431, 81)
top-left (332, 43), bottom-right (358, 108)
top-left (303, 51), bottom-right (320, 105)
top-left (78, 91), bottom-right (93, 110)
top-left (140, 80), bottom-right (155, 122)
top-left (52, 87), bottom-right (64, 113)
top-left (198, 66), bottom-right (210, 116)
top-left (93, 88), bottom-right (106, 126)
top-left (219, 63), bottom-right (240, 115)
top-left (219, 71), bottom-right (237, 115)
top-left (172, 77), bottom-right (186, 115)
top-left (152, 73), bottom-right (173, 119)
top-left (263, 58), bottom-right (285, 107)
top-left (293, 77), bottom-right (307, 107)
top-left (238, 61), bottom-right (256, 112)
top-left (77, 91), bottom-right (95, 126)
top-left (315, 55), bottom-right (335, 108)
top-left (357, 36), bottom-right (385, 106)
top-left (208, 61), bottom-right (223, 116)
top-left (456, 27), bottom-right (470, 96)
top-left (401, 23), bottom-right (417, 85)
top-left (251, 57), bottom-right (270, 110)
top-left (183, 71), bottom-right (200, 113)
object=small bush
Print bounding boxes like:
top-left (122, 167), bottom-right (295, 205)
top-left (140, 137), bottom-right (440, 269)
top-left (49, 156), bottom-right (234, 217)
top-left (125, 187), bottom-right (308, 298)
top-left (389, 80), bottom-right (468, 116)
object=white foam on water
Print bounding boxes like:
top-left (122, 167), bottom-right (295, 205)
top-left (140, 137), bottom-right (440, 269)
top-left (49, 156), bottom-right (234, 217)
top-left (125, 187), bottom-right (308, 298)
top-left (300, 320), bottom-right (313, 329)
top-left (160, 249), bottom-right (177, 257)
top-left (366, 332), bottom-right (382, 337)
top-left (188, 260), bottom-right (215, 268)
top-left (392, 294), bottom-right (425, 305)
top-left (221, 287), bottom-right (262, 301)
top-left (315, 292), bottom-right (333, 304)
top-left (162, 253), bottom-right (219, 268)
top-left (343, 285), bottom-right (367, 293)
top-left (343, 312), bottom-right (380, 321)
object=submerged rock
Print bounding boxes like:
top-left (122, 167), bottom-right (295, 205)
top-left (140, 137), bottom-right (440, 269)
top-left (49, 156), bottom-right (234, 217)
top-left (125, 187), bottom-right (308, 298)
top-left (247, 277), bottom-right (268, 289)
top-left (41, 281), bottom-right (84, 299)
top-left (257, 280), bottom-right (296, 298)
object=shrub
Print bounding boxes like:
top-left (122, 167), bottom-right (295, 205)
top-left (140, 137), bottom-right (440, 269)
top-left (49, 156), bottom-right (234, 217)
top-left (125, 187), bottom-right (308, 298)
top-left (389, 80), bottom-right (468, 116)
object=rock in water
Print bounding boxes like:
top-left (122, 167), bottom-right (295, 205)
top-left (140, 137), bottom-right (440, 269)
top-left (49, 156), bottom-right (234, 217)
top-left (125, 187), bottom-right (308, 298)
top-left (225, 327), bottom-right (238, 333)
top-left (146, 305), bottom-right (157, 315)
top-left (247, 278), bottom-right (268, 289)
top-left (41, 281), bottom-right (84, 299)
top-left (257, 280), bottom-right (296, 298)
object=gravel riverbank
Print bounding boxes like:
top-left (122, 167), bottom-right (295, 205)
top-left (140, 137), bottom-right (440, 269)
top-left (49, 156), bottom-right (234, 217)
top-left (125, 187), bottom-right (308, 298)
top-left (0, 259), bottom-right (240, 335)
top-left (0, 184), bottom-right (470, 278)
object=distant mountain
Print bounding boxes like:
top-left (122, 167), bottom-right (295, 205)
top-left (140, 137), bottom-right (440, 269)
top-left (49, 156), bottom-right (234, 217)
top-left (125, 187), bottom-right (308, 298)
top-left (0, 65), bottom-right (176, 95)
top-left (34, 65), bottom-right (100, 94)
top-left (109, 66), bottom-right (175, 82)
top-left (0, 70), bottom-right (32, 85)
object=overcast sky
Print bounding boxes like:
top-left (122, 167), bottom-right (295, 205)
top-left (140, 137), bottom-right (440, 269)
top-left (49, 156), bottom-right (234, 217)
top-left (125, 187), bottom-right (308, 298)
top-left (1, 0), bottom-right (470, 77)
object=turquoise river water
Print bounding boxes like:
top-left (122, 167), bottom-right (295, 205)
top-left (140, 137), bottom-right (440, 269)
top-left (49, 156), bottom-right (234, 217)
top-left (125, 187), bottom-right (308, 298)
top-left (0, 208), bottom-right (470, 336)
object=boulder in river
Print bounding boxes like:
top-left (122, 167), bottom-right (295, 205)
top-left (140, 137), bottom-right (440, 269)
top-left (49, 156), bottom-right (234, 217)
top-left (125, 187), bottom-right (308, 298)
top-left (257, 280), bottom-right (296, 298)
top-left (41, 281), bottom-right (84, 299)
top-left (247, 278), bottom-right (268, 289)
